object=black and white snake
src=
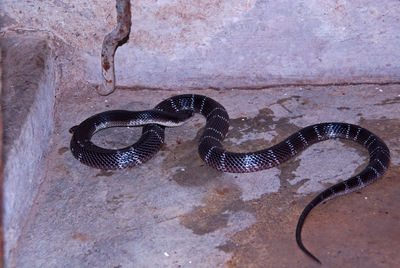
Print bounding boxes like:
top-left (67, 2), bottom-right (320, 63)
top-left (70, 94), bottom-right (390, 264)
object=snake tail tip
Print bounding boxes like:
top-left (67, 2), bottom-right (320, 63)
top-left (310, 255), bottom-right (322, 265)
top-left (297, 235), bottom-right (322, 264)
top-left (302, 248), bottom-right (322, 265)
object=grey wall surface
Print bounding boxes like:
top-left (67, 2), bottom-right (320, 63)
top-left (1, 0), bottom-right (399, 89)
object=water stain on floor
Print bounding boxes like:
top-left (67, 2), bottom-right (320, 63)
top-left (168, 100), bottom-right (400, 267)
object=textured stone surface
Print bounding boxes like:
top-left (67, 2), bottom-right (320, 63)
top-left (0, 47), bottom-right (4, 268)
top-left (1, 0), bottom-right (400, 89)
top-left (12, 85), bottom-right (400, 267)
top-left (1, 35), bottom-right (56, 262)
top-left (1, 1), bottom-right (400, 267)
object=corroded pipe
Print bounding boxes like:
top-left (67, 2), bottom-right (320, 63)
top-left (98, 0), bottom-right (132, 95)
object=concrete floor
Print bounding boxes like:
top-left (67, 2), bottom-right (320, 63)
top-left (12, 85), bottom-right (400, 267)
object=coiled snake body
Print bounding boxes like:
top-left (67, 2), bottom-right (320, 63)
top-left (70, 94), bottom-right (390, 264)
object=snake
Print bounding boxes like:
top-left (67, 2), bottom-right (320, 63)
top-left (70, 94), bottom-right (390, 264)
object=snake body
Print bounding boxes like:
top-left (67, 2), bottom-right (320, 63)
top-left (70, 94), bottom-right (390, 263)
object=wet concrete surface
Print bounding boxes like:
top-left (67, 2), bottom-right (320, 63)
top-left (14, 85), bottom-right (400, 267)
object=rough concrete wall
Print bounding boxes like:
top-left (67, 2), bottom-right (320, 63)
top-left (1, 0), bottom-right (399, 89)
top-left (1, 35), bottom-right (56, 261)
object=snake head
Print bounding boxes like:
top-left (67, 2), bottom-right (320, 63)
top-left (69, 125), bottom-right (79, 134)
top-left (176, 110), bottom-right (194, 120)
top-left (164, 110), bottom-right (194, 127)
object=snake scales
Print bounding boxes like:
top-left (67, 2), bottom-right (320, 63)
top-left (70, 94), bottom-right (390, 264)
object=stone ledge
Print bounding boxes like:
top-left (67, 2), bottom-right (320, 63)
top-left (1, 35), bottom-right (56, 262)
